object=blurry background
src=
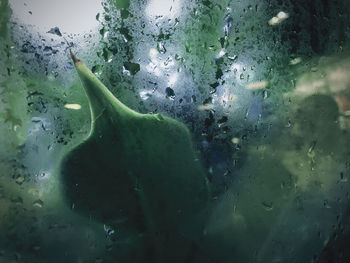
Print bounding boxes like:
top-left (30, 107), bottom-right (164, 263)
top-left (0, 0), bottom-right (350, 262)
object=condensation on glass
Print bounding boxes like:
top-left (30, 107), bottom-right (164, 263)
top-left (0, 0), bottom-right (350, 262)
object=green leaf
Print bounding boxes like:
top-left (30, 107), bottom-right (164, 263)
top-left (60, 52), bottom-right (210, 262)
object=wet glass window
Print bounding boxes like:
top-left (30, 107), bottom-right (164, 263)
top-left (0, 0), bottom-right (350, 262)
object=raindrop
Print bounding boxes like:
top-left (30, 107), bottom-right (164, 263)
top-left (191, 95), bottom-right (197, 103)
top-left (104, 224), bottom-right (117, 241)
top-left (33, 199), bottom-right (44, 208)
top-left (15, 176), bottom-right (25, 185)
top-left (119, 27), bottom-right (132, 42)
top-left (323, 200), bottom-right (331, 209)
top-left (185, 43), bottom-right (191, 53)
top-left (21, 41), bottom-right (35, 53)
top-left (307, 141), bottom-right (317, 158)
top-left (139, 91), bottom-right (152, 100)
top-left (165, 87), bottom-right (175, 100)
top-left (99, 27), bottom-right (108, 38)
top-left (123, 62), bottom-right (140, 75)
top-left (92, 65), bottom-right (102, 75)
top-left (224, 14), bottom-right (233, 35)
top-left (262, 202), bottom-right (273, 211)
top-left (102, 47), bottom-right (113, 62)
top-left (175, 54), bottom-right (182, 61)
top-left (263, 90), bottom-right (268, 99)
top-left (47, 27), bottom-right (62, 37)
top-left (218, 116), bottom-right (228, 126)
top-left (43, 46), bottom-right (53, 52)
top-left (228, 55), bottom-right (238, 61)
top-left (157, 42), bottom-right (167, 54)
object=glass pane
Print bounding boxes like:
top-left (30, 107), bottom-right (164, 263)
top-left (0, 0), bottom-right (349, 262)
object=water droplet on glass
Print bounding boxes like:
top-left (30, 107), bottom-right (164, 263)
top-left (123, 62), bottom-right (140, 75)
top-left (33, 199), bottom-right (44, 208)
top-left (102, 47), bottom-right (113, 63)
top-left (139, 91), bottom-right (152, 100)
top-left (262, 201), bottom-right (273, 211)
top-left (165, 87), bottom-right (175, 100)
top-left (218, 116), bottom-right (228, 127)
top-left (104, 224), bottom-right (117, 241)
top-left (15, 176), bottom-right (25, 185)
top-left (47, 27), bottom-right (62, 37)
top-left (185, 43), bottom-right (191, 53)
top-left (191, 95), bottom-right (196, 103)
top-left (99, 27), bottom-right (108, 38)
top-left (263, 90), bottom-right (268, 99)
top-left (92, 65), bottom-right (102, 76)
top-left (119, 27), bottom-right (132, 42)
top-left (323, 200), bottom-right (331, 209)
top-left (307, 141), bottom-right (317, 158)
top-left (228, 55), bottom-right (238, 61)
top-left (157, 42), bottom-right (166, 54)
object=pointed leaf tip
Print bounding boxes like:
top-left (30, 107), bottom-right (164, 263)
top-left (70, 50), bottom-right (80, 64)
